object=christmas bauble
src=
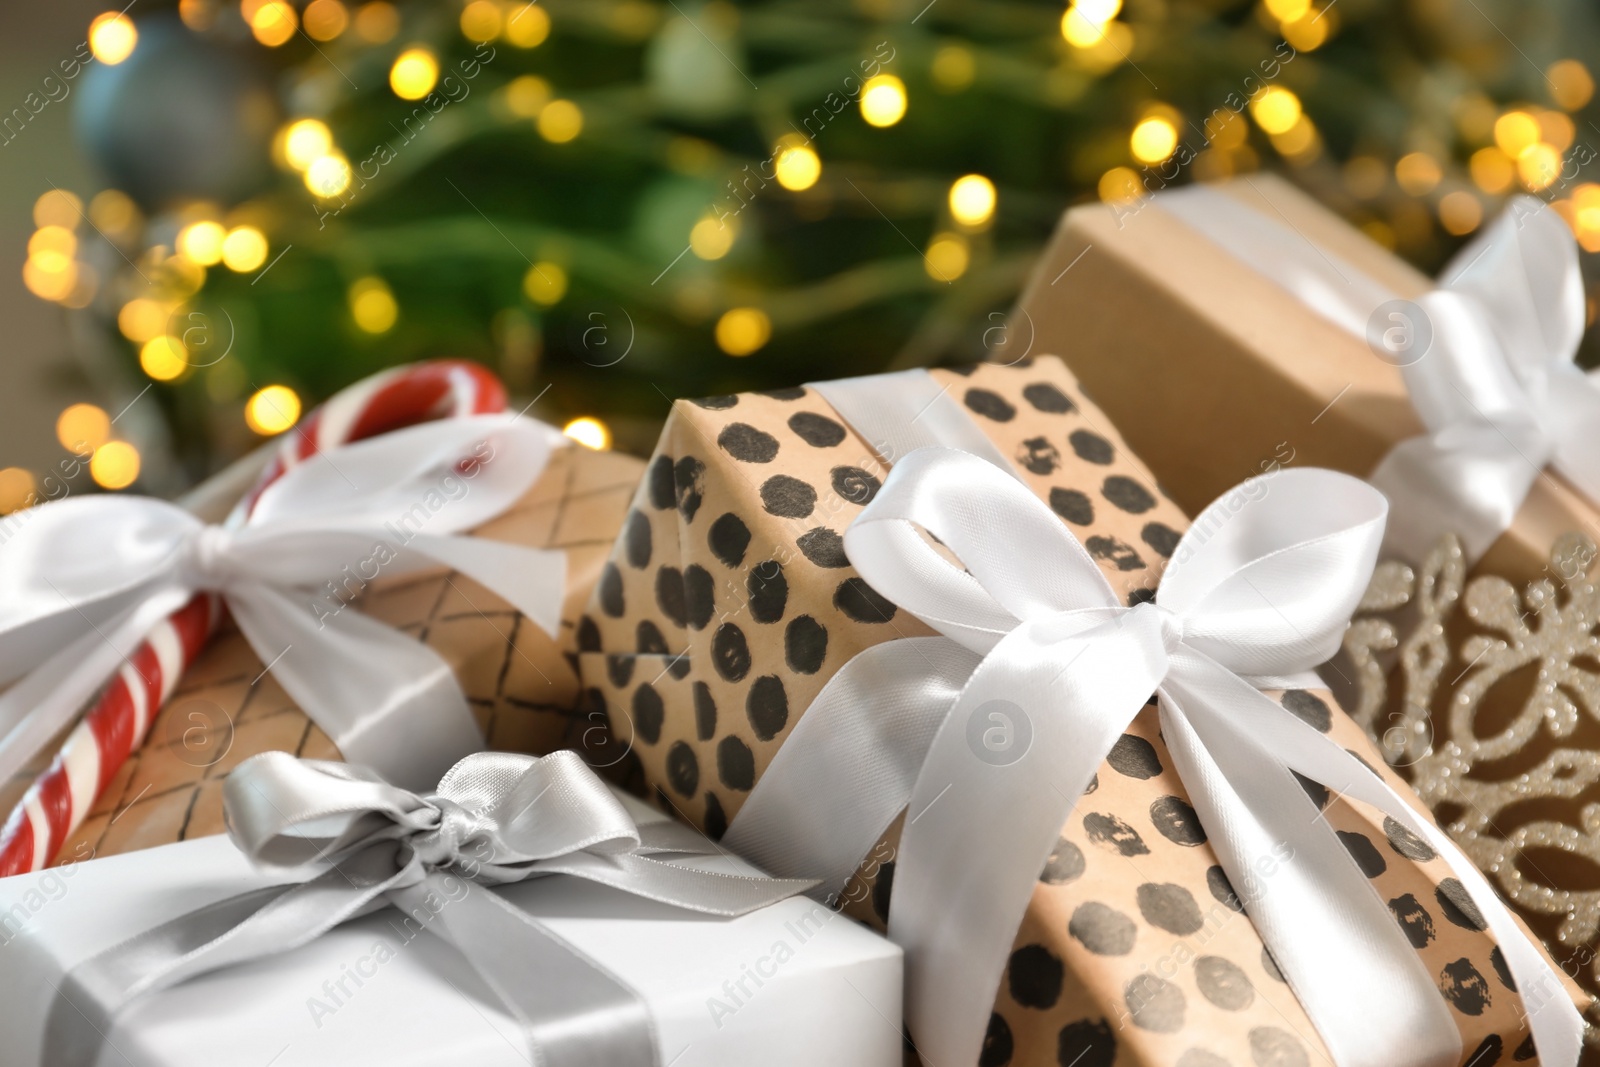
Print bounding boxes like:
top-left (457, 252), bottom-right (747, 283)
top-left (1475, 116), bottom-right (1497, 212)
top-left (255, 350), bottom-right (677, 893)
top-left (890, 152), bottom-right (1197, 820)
top-left (74, 14), bottom-right (280, 210)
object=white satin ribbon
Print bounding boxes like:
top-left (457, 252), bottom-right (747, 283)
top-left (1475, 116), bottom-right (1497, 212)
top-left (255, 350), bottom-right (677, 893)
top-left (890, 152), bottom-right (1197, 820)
top-left (0, 415), bottom-right (570, 791)
top-left (1161, 185), bottom-right (1600, 564)
top-left (809, 369), bottom-right (1020, 473)
top-left (733, 449), bottom-right (1582, 1067)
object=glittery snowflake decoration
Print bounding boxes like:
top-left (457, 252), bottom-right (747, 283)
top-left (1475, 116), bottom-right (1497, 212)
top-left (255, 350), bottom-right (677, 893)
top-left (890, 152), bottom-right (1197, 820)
top-left (1347, 533), bottom-right (1600, 1009)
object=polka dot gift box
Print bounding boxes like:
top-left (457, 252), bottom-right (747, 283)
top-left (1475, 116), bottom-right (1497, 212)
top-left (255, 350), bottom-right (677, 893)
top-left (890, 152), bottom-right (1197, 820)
top-left (0, 361), bottom-right (643, 876)
top-left (577, 355), bottom-right (1590, 1067)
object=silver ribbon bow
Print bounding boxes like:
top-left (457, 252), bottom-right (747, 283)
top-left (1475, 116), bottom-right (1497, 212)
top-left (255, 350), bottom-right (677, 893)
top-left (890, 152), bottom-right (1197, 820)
top-left (730, 447), bottom-right (1583, 1067)
top-left (0, 414), bottom-right (570, 790)
top-left (46, 749), bottom-right (816, 1067)
top-left (1162, 185), bottom-right (1600, 565)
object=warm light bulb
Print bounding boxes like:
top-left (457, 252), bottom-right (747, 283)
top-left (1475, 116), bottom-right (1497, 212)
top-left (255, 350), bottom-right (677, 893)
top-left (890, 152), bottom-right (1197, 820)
top-left (245, 386), bottom-right (303, 435)
top-left (221, 226), bottom-right (269, 272)
top-left (1249, 87), bottom-right (1302, 135)
top-left (503, 3), bottom-right (550, 47)
top-left (924, 233), bottom-right (970, 282)
top-left (283, 119), bottom-right (334, 171)
top-left (537, 100), bottom-right (583, 143)
top-left (90, 442), bottom-right (141, 490)
top-left (390, 47), bottom-right (439, 100)
top-left (139, 336), bottom-right (188, 381)
top-left (563, 417), bottom-right (612, 451)
top-left (714, 308), bottom-right (771, 356)
top-left (1130, 117), bottom-right (1179, 164)
top-left (305, 153), bottom-right (353, 198)
top-left (177, 220), bottom-right (227, 266)
top-left (302, 0), bottom-right (349, 40)
top-left (774, 141), bottom-right (822, 192)
top-left (56, 403), bottom-right (111, 453)
top-left (689, 216), bottom-right (736, 260)
top-left (88, 12), bottom-right (138, 65)
top-left (522, 262), bottom-right (568, 306)
top-left (860, 75), bottom-right (908, 128)
top-left (348, 277), bottom-right (399, 333)
top-left (250, 0), bottom-right (297, 46)
top-left (948, 174), bottom-right (996, 227)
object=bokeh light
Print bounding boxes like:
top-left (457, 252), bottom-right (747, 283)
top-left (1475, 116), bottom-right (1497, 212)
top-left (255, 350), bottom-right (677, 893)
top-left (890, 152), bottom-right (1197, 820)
top-left (715, 307), bottom-right (771, 356)
top-left (860, 75), bottom-right (908, 128)
top-left (563, 417), bottom-right (612, 451)
top-left (88, 13), bottom-right (138, 65)
top-left (90, 442), bottom-right (141, 490)
top-left (56, 404), bottom-right (111, 453)
top-left (245, 386), bottom-right (303, 435)
top-left (349, 277), bottom-right (399, 333)
top-left (948, 174), bottom-right (996, 227)
top-left (523, 262), bottom-right (568, 305)
top-left (390, 47), bottom-right (440, 100)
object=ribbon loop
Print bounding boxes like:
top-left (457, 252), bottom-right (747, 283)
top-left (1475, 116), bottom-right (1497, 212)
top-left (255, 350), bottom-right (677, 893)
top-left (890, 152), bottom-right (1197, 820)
top-left (0, 415), bottom-right (572, 792)
top-left (51, 750), bottom-right (818, 1067)
top-left (824, 448), bottom-right (1582, 1067)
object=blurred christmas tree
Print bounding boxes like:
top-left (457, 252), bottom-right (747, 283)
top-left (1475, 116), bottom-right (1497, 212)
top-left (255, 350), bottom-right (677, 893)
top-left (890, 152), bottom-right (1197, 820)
top-left (14, 0), bottom-right (1600, 498)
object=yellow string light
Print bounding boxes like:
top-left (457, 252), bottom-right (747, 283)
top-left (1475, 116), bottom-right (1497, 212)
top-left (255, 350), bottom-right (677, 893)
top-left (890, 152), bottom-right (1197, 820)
top-left (860, 75), bottom-right (907, 128)
top-left (56, 403), bottom-right (111, 453)
top-left (503, 3), bottom-right (551, 48)
top-left (948, 174), bottom-right (996, 227)
top-left (924, 233), bottom-right (969, 281)
top-left (460, 0), bottom-right (502, 42)
top-left (1130, 116), bottom-right (1178, 164)
top-left (1098, 166), bottom-right (1143, 203)
top-left (353, 1), bottom-right (399, 42)
top-left (390, 47), bottom-right (439, 100)
top-left (690, 215), bottom-right (736, 260)
top-left (249, 0), bottom-right (297, 46)
top-left (537, 100), bottom-right (584, 143)
top-left (305, 153), bottom-right (354, 197)
top-left (33, 190), bottom-right (82, 230)
top-left (715, 308), bottom-right (771, 356)
top-left (931, 44), bottom-right (975, 91)
top-left (302, 0), bottom-right (348, 40)
top-left (504, 75), bottom-right (552, 118)
top-left (139, 336), bottom-right (188, 381)
top-left (1394, 151), bottom-right (1442, 195)
top-left (1548, 59), bottom-right (1595, 111)
top-left (1493, 111), bottom-right (1541, 158)
top-left (176, 220), bottom-right (227, 266)
top-left (221, 226), bottom-right (269, 272)
top-left (1249, 87), bottom-right (1302, 135)
top-left (88, 190), bottom-right (138, 237)
top-left (349, 277), bottom-right (399, 333)
top-left (88, 12), bottom-right (138, 65)
top-left (1469, 146), bottom-right (1515, 195)
top-left (1517, 143), bottom-right (1561, 191)
top-left (90, 442), bottom-right (141, 490)
top-left (1439, 191), bottom-right (1483, 236)
top-left (0, 469), bottom-right (36, 514)
top-left (562, 417), bottom-right (612, 451)
top-left (523, 262), bottom-right (568, 306)
top-left (282, 119), bottom-right (334, 171)
top-left (245, 386), bottom-right (303, 435)
top-left (117, 298), bottom-right (170, 343)
top-left (774, 138), bottom-right (822, 191)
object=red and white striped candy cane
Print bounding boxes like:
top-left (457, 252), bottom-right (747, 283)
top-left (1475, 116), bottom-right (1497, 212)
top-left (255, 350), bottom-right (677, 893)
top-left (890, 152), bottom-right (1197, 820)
top-left (0, 360), bottom-right (508, 876)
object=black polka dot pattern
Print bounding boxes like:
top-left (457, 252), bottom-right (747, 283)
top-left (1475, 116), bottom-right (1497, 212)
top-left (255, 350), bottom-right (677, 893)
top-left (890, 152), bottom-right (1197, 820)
top-left (673, 457), bottom-right (706, 521)
top-left (666, 741), bottom-right (698, 797)
top-left (655, 567), bottom-right (687, 628)
top-left (577, 615), bottom-right (600, 651)
top-left (1057, 1019), bottom-right (1115, 1067)
top-left (624, 510), bottom-right (652, 568)
top-left (747, 562), bottom-right (788, 623)
top-left (872, 860), bottom-right (894, 924)
top-left (1207, 865), bottom-right (1244, 913)
top-left (1040, 837), bottom-right (1085, 884)
top-left (1281, 690), bottom-right (1332, 732)
top-left (1070, 429), bottom-right (1114, 465)
top-left (703, 792), bottom-right (727, 840)
top-left (632, 684), bottom-right (664, 745)
top-left (1195, 955), bottom-right (1254, 1011)
top-left (1124, 974), bottom-right (1185, 1032)
top-left (964, 388), bottom-right (1017, 422)
top-left (1436, 878), bottom-right (1487, 931)
top-left (1006, 944), bottom-right (1063, 1009)
top-left (693, 682), bottom-right (717, 741)
top-left (1102, 475), bottom-right (1157, 514)
top-left (636, 620), bottom-right (669, 655)
top-left (788, 411), bottom-right (847, 448)
top-left (746, 676), bottom-right (788, 740)
top-left (690, 394), bottom-right (738, 410)
top-left (711, 623), bottom-right (751, 682)
top-left (1150, 795), bottom-right (1206, 846)
top-left (978, 1012), bottom-right (1013, 1067)
top-left (683, 564), bottom-right (714, 630)
top-left (717, 735), bottom-right (754, 791)
top-left (834, 577), bottom-right (897, 623)
top-left (760, 474), bottom-right (816, 518)
top-left (717, 423), bottom-right (780, 463)
top-left (1015, 436), bottom-right (1060, 475)
top-left (1389, 892), bottom-right (1436, 948)
top-left (1083, 812), bottom-right (1150, 856)
top-left (708, 513), bottom-right (751, 567)
top-left (599, 563), bottom-right (625, 617)
top-left (646, 454), bottom-right (675, 510)
top-left (1248, 1026), bottom-right (1307, 1067)
top-left (1107, 734), bottom-right (1162, 778)
top-left (1069, 902), bottom-right (1136, 956)
top-left (784, 615), bottom-right (828, 674)
top-left (1382, 816), bottom-right (1435, 862)
top-left (830, 465), bottom-right (881, 506)
top-left (1141, 521), bottom-right (1181, 559)
top-left (1022, 381), bottom-right (1076, 413)
top-left (605, 655), bottom-right (634, 688)
top-left (1049, 487), bottom-right (1094, 525)
top-left (1137, 882), bottom-right (1203, 935)
top-left (796, 527), bottom-right (848, 567)
top-left (1439, 957), bottom-right (1492, 1015)
top-left (1337, 831), bottom-right (1386, 878)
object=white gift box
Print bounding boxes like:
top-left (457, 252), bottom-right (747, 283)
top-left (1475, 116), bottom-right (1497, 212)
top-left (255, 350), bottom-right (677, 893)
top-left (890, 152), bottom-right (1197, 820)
top-left (0, 792), bottom-right (902, 1067)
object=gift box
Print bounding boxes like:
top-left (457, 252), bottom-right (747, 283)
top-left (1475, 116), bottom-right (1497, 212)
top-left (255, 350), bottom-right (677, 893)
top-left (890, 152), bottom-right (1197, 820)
top-left (0, 362), bottom-right (644, 874)
top-left (0, 757), bottom-right (903, 1067)
top-left (1008, 173), bottom-right (1598, 585)
top-left (576, 356), bottom-right (1590, 1065)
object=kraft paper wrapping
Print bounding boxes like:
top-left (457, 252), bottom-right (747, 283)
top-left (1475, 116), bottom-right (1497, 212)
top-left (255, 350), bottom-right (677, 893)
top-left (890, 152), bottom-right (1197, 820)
top-left (576, 356), bottom-right (1588, 1065)
top-left (0, 443), bottom-right (643, 866)
top-left (1009, 173), bottom-right (1598, 587)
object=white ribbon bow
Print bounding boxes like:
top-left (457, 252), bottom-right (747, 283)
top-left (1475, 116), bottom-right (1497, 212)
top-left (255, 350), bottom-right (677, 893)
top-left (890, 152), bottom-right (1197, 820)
top-left (1163, 186), bottom-right (1600, 564)
top-left (731, 448), bottom-right (1582, 1067)
top-left (0, 414), bottom-right (569, 791)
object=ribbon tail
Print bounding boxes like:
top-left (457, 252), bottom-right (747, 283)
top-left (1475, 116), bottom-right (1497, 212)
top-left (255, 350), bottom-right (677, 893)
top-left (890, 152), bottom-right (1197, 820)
top-left (1167, 651), bottom-right (1584, 1067)
top-left (1546, 367), bottom-right (1600, 506)
top-left (45, 854), bottom-right (398, 1067)
top-left (723, 637), bottom-right (982, 898)
top-left (398, 533), bottom-right (568, 638)
top-left (0, 590), bottom-right (191, 788)
top-left (890, 613), bottom-right (1169, 1067)
top-left (408, 873), bottom-right (658, 1067)
top-left (227, 582), bottom-right (482, 790)
top-left (537, 849), bottom-right (817, 915)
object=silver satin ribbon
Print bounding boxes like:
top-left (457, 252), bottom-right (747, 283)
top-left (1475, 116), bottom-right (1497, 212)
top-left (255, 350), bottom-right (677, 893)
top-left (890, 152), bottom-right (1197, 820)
top-left (0, 415), bottom-right (571, 791)
top-left (729, 447), bottom-right (1583, 1066)
top-left (1160, 184), bottom-right (1600, 565)
top-left (44, 749), bottom-right (816, 1067)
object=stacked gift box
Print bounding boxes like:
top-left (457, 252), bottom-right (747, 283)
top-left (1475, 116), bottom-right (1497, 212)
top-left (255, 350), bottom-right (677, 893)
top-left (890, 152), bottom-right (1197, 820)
top-left (4, 181), bottom-right (1600, 1067)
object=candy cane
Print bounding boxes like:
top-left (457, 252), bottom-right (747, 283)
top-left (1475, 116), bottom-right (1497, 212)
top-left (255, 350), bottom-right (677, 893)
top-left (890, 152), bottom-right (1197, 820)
top-left (0, 360), bottom-right (508, 876)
